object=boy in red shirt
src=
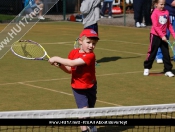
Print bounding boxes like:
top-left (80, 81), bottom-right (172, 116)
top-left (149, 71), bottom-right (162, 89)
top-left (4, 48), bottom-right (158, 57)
top-left (48, 29), bottom-right (99, 132)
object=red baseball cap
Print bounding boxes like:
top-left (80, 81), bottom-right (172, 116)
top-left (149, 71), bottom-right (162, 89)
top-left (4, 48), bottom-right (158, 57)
top-left (79, 29), bottom-right (99, 40)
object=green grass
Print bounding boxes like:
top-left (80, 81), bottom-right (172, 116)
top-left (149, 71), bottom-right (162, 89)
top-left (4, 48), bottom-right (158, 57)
top-left (0, 22), bottom-right (175, 109)
top-left (0, 14), bottom-right (15, 22)
top-left (0, 22), bottom-right (175, 131)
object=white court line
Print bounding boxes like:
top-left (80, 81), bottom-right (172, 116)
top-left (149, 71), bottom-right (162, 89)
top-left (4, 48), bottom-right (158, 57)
top-left (0, 69), bottom-right (163, 106)
top-left (18, 82), bottom-right (121, 106)
top-left (96, 47), bottom-right (146, 56)
top-left (101, 40), bottom-right (148, 46)
top-left (40, 41), bottom-right (147, 56)
top-left (0, 69), bottom-right (162, 85)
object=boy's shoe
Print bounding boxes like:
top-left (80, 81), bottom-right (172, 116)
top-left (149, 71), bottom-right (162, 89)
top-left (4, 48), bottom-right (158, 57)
top-left (100, 16), bottom-right (104, 18)
top-left (87, 126), bottom-right (97, 132)
top-left (108, 16), bottom-right (112, 18)
top-left (140, 23), bottom-right (146, 27)
top-left (135, 22), bottom-right (141, 28)
top-left (156, 59), bottom-right (163, 64)
top-left (143, 69), bottom-right (149, 76)
top-left (165, 71), bottom-right (174, 77)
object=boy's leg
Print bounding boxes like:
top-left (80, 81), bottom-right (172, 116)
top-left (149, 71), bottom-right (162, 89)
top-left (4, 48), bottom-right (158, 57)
top-left (72, 88), bottom-right (90, 132)
top-left (86, 83), bottom-right (97, 132)
top-left (87, 83), bottom-right (97, 108)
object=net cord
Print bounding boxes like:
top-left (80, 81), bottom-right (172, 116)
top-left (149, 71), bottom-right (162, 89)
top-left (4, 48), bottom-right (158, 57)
top-left (0, 103), bottom-right (175, 119)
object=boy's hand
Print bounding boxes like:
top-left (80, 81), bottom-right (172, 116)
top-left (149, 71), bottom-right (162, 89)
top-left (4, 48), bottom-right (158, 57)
top-left (48, 57), bottom-right (61, 67)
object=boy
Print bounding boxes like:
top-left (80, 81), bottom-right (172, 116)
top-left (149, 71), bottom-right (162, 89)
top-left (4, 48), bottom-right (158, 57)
top-left (48, 29), bottom-right (99, 132)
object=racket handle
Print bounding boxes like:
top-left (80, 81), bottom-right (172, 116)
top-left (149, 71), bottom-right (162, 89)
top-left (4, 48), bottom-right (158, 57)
top-left (57, 63), bottom-right (61, 66)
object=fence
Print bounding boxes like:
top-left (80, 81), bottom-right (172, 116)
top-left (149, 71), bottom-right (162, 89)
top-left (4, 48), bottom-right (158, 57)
top-left (0, 0), bottom-right (135, 27)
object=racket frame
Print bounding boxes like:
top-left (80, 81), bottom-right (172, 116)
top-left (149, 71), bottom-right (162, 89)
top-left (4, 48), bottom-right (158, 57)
top-left (74, 38), bottom-right (79, 49)
top-left (11, 40), bottom-right (50, 60)
top-left (167, 40), bottom-right (175, 56)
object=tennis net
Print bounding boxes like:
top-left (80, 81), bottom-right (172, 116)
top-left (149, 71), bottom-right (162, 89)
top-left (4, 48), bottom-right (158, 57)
top-left (0, 103), bottom-right (175, 132)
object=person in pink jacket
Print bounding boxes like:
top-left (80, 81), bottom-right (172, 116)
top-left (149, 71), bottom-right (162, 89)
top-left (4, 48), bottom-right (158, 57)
top-left (143, 0), bottom-right (175, 77)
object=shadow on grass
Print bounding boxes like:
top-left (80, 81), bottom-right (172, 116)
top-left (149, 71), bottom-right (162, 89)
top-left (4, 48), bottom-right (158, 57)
top-left (96, 56), bottom-right (141, 64)
top-left (149, 69), bottom-right (175, 76)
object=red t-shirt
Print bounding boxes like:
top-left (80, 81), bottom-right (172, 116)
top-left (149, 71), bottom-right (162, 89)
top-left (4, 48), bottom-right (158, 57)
top-left (68, 49), bottom-right (96, 89)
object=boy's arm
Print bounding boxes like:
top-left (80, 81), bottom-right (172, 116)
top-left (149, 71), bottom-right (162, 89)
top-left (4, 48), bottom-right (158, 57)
top-left (49, 56), bottom-right (86, 66)
top-left (49, 56), bottom-right (86, 73)
top-left (59, 65), bottom-right (71, 74)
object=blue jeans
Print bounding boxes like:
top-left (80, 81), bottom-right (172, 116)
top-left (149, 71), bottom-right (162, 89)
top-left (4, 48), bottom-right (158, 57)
top-left (156, 16), bottom-right (175, 60)
top-left (101, 1), bottom-right (113, 17)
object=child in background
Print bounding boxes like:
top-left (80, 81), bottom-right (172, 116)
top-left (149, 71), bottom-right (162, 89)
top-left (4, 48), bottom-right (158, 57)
top-left (24, 0), bottom-right (45, 20)
top-left (143, 0), bottom-right (175, 77)
top-left (156, 0), bottom-right (175, 63)
top-left (48, 29), bottom-right (99, 132)
top-left (80, 0), bottom-right (101, 34)
top-left (100, 0), bottom-right (114, 19)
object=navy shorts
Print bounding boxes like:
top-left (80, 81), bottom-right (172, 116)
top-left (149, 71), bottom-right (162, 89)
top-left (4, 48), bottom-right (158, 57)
top-left (72, 83), bottom-right (97, 108)
top-left (84, 23), bottom-right (98, 34)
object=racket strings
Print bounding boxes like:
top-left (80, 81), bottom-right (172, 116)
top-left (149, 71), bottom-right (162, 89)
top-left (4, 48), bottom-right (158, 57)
top-left (12, 41), bottom-right (45, 59)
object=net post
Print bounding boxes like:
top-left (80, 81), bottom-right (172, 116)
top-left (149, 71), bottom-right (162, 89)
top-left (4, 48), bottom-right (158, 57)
top-left (123, 0), bottom-right (126, 26)
top-left (63, 0), bottom-right (66, 20)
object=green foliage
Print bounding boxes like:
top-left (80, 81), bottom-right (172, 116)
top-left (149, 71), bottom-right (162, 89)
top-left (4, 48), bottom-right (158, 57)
top-left (0, 14), bottom-right (15, 22)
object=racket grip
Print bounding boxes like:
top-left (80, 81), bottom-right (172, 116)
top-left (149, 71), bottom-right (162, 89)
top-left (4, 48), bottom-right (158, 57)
top-left (53, 62), bottom-right (61, 66)
top-left (57, 63), bottom-right (61, 66)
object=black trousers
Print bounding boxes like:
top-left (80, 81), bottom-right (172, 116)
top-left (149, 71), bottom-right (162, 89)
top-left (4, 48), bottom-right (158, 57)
top-left (144, 34), bottom-right (173, 72)
top-left (133, 0), bottom-right (152, 25)
top-left (133, 0), bottom-right (144, 23)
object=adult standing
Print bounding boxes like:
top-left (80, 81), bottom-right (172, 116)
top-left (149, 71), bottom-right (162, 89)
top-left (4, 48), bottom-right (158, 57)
top-left (133, 0), bottom-right (146, 27)
top-left (156, 0), bottom-right (175, 63)
top-left (100, 0), bottom-right (114, 18)
top-left (80, 0), bottom-right (101, 34)
top-left (143, 0), bottom-right (152, 26)
top-left (24, 0), bottom-right (45, 20)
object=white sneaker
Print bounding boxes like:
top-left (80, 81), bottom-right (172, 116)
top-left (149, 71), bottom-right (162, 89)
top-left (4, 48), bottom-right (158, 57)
top-left (108, 16), bottom-right (112, 19)
top-left (165, 71), bottom-right (174, 77)
top-left (38, 16), bottom-right (45, 20)
top-left (136, 22), bottom-right (141, 28)
top-left (100, 16), bottom-right (104, 18)
top-left (140, 23), bottom-right (146, 27)
top-left (157, 59), bottom-right (163, 64)
top-left (143, 69), bottom-right (149, 76)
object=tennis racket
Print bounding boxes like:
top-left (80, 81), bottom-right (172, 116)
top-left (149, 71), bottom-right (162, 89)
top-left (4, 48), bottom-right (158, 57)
top-left (11, 39), bottom-right (61, 66)
top-left (167, 40), bottom-right (175, 56)
top-left (74, 38), bottom-right (79, 49)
